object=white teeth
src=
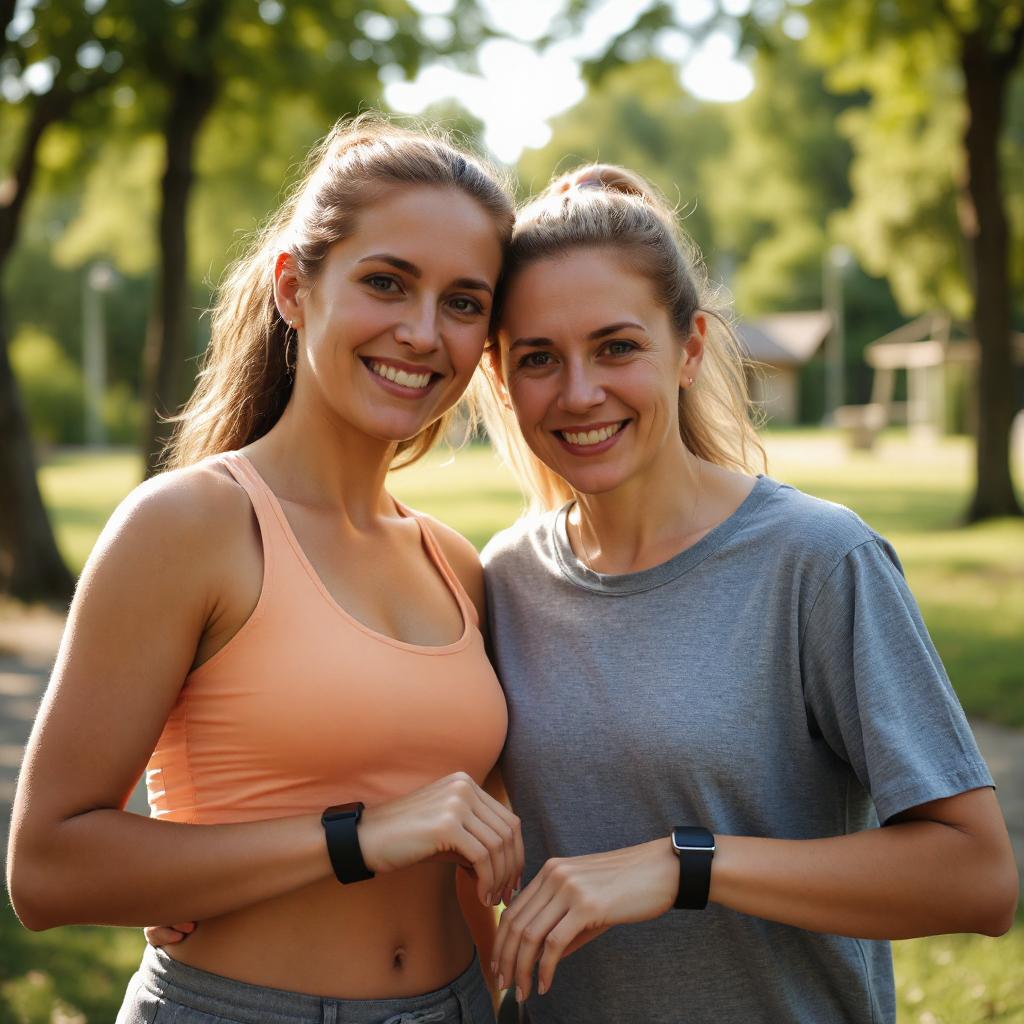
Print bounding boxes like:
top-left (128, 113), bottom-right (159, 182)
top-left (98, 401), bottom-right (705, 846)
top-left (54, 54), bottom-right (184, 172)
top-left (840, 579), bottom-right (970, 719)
top-left (562, 422), bottom-right (624, 446)
top-left (369, 361), bottom-right (432, 390)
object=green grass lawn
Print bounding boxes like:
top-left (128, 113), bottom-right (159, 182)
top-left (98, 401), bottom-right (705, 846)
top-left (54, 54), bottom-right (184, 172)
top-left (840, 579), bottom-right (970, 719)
top-left (5, 432), bottom-right (1021, 1022)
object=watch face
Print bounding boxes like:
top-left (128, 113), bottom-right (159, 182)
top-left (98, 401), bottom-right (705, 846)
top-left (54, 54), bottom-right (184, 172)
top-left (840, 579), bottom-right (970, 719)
top-left (672, 826), bottom-right (715, 853)
top-left (323, 801), bottom-right (364, 821)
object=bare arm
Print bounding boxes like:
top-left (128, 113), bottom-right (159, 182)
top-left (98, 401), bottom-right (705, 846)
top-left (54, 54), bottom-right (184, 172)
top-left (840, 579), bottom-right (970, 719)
top-left (6, 470), bottom-right (336, 929)
top-left (494, 786), bottom-right (1018, 999)
top-left (708, 788), bottom-right (1018, 937)
top-left (142, 513), bottom-right (522, 953)
top-left (8, 471), bottom-right (521, 931)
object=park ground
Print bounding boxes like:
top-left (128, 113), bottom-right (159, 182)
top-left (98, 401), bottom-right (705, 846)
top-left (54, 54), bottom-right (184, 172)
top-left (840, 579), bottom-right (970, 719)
top-left (0, 429), bottom-right (1022, 1021)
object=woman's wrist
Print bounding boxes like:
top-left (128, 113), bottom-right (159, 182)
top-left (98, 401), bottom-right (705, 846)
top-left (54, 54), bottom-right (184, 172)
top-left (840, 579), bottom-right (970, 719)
top-left (639, 837), bottom-right (683, 914)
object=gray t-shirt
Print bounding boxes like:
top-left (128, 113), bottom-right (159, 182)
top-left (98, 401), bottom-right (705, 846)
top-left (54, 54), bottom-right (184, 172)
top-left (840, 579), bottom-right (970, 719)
top-left (481, 475), bottom-right (993, 1024)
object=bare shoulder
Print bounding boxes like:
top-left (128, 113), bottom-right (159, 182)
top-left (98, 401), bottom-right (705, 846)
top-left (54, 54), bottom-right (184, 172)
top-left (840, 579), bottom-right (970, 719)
top-left (82, 458), bottom-right (251, 596)
top-left (414, 512), bottom-right (485, 617)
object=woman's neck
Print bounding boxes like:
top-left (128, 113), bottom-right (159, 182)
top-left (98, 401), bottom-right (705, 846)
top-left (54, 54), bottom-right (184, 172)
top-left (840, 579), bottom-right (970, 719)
top-left (248, 391), bottom-right (399, 530)
top-left (568, 440), bottom-right (705, 575)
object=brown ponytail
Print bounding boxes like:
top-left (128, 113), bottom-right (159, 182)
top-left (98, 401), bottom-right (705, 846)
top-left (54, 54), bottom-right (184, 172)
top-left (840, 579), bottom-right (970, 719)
top-left (162, 113), bottom-right (515, 472)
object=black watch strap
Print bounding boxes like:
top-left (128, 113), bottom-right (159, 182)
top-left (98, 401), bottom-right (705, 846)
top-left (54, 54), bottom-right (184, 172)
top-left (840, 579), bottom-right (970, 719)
top-left (671, 825), bottom-right (715, 910)
top-left (322, 802), bottom-right (375, 884)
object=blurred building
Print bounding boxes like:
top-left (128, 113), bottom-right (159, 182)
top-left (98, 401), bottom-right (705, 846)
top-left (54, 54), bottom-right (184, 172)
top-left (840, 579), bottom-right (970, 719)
top-left (736, 311), bottom-right (832, 424)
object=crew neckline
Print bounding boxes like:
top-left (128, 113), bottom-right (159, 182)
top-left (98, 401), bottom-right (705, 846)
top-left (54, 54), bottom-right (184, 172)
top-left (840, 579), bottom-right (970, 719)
top-left (552, 474), bottom-right (780, 595)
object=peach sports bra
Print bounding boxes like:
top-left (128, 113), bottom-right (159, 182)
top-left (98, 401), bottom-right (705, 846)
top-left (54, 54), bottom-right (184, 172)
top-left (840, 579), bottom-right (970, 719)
top-left (145, 451), bottom-right (508, 824)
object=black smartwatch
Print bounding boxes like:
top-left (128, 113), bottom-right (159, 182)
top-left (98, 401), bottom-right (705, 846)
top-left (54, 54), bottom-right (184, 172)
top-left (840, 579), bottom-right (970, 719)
top-left (321, 802), bottom-right (375, 884)
top-left (671, 825), bottom-right (715, 909)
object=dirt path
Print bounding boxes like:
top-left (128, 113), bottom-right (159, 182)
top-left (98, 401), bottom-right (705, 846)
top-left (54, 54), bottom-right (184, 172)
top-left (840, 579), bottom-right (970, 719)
top-left (2, 607), bottom-right (1022, 892)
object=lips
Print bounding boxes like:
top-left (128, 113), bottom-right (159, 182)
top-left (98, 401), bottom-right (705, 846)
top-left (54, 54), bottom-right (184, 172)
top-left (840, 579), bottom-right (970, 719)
top-left (557, 421), bottom-right (626, 446)
top-left (361, 356), bottom-right (441, 394)
top-left (553, 419), bottom-right (630, 455)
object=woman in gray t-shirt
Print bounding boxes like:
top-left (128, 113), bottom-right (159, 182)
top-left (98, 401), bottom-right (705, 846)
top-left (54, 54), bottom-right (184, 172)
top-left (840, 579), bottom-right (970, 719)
top-left (477, 163), bottom-right (1018, 1024)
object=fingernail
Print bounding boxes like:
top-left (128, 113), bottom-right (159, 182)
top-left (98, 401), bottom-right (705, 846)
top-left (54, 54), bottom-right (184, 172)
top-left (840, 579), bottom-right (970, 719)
top-left (516, 987), bottom-right (524, 1003)
top-left (538, 980), bottom-right (548, 996)
top-left (485, 892), bottom-right (492, 906)
top-left (496, 973), bottom-right (505, 990)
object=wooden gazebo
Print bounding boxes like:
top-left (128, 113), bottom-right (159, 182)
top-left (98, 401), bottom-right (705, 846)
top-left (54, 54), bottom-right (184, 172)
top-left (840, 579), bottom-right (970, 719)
top-left (836, 313), bottom-right (1024, 448)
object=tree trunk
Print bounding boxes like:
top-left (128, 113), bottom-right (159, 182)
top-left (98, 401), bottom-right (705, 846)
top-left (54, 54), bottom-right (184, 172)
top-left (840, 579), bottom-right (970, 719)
top-left (0, 311), bottom-right (74, 601)
top-left (0, 91), bottom-right (78, 602)
top-left (140, 74), bottom-right (220, 476)
top-left (960, 27), bottom-right (1023, 521)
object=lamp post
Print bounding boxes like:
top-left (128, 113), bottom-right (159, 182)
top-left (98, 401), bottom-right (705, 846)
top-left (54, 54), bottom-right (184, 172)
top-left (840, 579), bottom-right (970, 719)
top-left (823, 244), bottom-right (851, 424)
top-left (82, 261), bottom-right (118, 447)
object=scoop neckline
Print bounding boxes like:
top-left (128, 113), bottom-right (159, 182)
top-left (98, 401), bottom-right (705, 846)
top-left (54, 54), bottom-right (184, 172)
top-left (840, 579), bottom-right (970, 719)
top-left (230, 451), bottom-right (473, 655)
top-left (552, 474), bottom-right (779, 596)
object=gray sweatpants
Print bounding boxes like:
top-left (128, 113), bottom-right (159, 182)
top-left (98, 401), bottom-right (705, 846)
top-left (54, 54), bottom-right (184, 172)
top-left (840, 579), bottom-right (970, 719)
top-left (116, 946), bottom-right (495, 1024)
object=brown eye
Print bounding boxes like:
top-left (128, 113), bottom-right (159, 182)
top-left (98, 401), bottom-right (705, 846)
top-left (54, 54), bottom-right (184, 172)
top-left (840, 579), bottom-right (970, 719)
top-left (518, 351), bottom-right (553, 369)
top-left (449, 296), bottom-right (484, 315)
top-left (604, 339), bottom-right (637, 356)
top-left (365, 275), bottom-right (401, 293)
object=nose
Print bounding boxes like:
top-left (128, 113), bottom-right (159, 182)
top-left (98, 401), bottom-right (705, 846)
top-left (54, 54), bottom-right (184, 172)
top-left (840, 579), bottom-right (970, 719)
top-left (394, 299), bottom-right (440, 353)
top-left (557, 358), bottom-right (605, 414)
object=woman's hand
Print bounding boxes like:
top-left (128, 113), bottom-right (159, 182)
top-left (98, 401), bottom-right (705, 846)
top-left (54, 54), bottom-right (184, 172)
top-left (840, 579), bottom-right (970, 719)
top-left (493, 838), bottom-right (678, 1001)
top-left (144, 921), bottom-right (196, 947)
top-left (140, 771), bottom-right (522, 948)
top-left (359, 772), bottom-right (524, 908)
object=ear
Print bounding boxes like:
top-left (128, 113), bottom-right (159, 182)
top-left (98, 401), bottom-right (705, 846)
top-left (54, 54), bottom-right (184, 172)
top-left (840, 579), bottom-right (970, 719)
top-left (678, 312), bottom-right (707, 388)
top-left (273, 251), bottom-right (304, 328)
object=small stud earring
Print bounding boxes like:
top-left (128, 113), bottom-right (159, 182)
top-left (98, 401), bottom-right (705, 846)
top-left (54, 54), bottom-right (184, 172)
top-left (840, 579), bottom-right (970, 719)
top-left (688, 377), bottom-right (695, 386)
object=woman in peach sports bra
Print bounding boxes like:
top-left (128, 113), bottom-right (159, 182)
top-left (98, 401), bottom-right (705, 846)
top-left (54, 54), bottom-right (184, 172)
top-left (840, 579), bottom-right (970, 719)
top-left (7, 116), bottom-right (521, 1024)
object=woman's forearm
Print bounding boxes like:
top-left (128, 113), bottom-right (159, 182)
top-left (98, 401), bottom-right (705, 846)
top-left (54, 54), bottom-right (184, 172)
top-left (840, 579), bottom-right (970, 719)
top-left (708, 819), bottom-right (1017, 939)
top-left (8, 809), bottom-right (330, 930)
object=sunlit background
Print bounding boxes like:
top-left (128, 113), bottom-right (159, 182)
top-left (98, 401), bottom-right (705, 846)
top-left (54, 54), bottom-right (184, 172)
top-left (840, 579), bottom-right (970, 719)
top-left (387, 0), bottom-right (760, 161)
top-left (1, 0), bottom-right (1022, 1019)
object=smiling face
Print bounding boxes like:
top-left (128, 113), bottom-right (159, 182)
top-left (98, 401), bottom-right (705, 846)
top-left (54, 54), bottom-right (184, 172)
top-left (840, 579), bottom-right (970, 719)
top-left (495, 247), bottom-right (704, 496)
top-left (276, 184), bottom-right (504, 445)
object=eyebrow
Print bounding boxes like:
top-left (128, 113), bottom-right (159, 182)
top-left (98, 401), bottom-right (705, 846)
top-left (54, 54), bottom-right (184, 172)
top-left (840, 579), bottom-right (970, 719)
top-left (357, 254), bottom-right (493, 296)
top-left (509, 321), bottom-right (647, 351)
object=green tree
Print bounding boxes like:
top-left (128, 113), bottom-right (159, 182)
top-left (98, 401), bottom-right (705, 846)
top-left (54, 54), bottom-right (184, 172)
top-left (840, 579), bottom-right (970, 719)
top-left (701, 31), bottom-right (904, 406)
top-left (702, 36), bottom-right (855, 314)
top-left (555, 0), bottom-right (1022, 514)
top-left (0, 0), bottom-right (123, 600)
top-left (117, 0), bottom-right (418, 475)
top-left (798, 0), bottom-right (1024, 520)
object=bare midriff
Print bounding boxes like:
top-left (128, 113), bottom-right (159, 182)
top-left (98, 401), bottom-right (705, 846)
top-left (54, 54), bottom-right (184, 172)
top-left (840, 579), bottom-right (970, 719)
top-left (166, 862), bottom-right (474, 997)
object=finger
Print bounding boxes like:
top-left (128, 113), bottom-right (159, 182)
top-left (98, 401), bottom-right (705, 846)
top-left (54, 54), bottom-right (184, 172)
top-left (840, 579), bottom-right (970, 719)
top-left (493, 866), bottom-right (551, 971)
top-left (492, 892), bottom-right (532, 988)
top-left (464, 782), bottom-right (523, 900)
top-left (494, 810), bottom-right (523, 906)
top-left (496, 881), bottom-right (559, 1000)
top-left (462, 815), bottom-right (504, 905)
top-left (514, 898), bottom-right (571, 1002)
top-left (452, 825), bottom-right (495, 905)
top-left (144, 926), bottom-right (186, 947)
top-left (468, 795), bottom-right (515, 901)
top-left (510, 815), bottom-right (525, 895)
top-left (536, 913), bottom-right (591, 996)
